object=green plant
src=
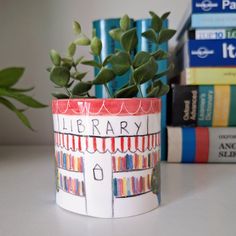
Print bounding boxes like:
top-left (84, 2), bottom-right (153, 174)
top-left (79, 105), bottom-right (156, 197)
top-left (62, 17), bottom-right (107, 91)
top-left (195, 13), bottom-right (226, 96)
top-left (48, 11), bottom-right (176, 98)
top-left (0, 67), bottom-right (47, 130)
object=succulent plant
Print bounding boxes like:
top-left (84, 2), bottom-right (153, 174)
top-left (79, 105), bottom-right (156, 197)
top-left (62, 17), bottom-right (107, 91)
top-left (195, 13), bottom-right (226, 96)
top-left (48, 11), bottom-right (176, 98)
top-left (0, 67), bottom-right (47, 130)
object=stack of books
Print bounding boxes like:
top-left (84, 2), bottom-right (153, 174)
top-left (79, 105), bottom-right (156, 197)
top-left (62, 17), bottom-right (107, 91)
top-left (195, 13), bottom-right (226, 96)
top-left (93, 18), bottom-right (169, 161)
top-left (168, 0), bottom-right (236, 163)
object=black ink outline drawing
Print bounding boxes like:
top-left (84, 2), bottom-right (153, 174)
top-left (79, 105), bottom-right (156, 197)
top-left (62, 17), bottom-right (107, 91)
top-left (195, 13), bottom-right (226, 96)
top-left (93, 164), bottom-right (104, 181)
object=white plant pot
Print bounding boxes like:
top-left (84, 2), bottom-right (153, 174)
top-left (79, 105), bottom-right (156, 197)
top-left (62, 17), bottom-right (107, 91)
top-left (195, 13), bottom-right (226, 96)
top-left (52, 98), bottom-right (161, 218)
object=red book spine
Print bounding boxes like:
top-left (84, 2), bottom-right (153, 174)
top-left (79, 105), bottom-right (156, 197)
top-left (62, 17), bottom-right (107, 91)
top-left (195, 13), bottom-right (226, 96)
top-left (195, 127), bottom-right (209, 163)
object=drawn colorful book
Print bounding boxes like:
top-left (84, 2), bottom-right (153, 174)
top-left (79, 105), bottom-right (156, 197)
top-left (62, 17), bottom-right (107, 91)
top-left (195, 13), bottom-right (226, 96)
top-left (167, 127), bottom-right (236, 163)
top-left (136, 18), bottom-right (168, 161)
top-left (181, 67), bottom-right (236, 85)
top-left (93, 19), bottom-right (133, 98)
top-left (168, 85), bottom-right (236, 127)
top-left (178, 39), bottom-right (236, 70)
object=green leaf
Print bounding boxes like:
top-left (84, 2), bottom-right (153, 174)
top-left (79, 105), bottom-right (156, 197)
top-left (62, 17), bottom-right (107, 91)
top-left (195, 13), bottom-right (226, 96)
top-left (109, 28), bottom-right (122, 41)
top-left (90, 37), bottom-right (102, 56)
top-left (74, 34), bottom-right (91, 46)
top-left (149, 11), bottom-right (162, 32)
top-left (81, 60), bottom-right (102, 69)
top-left (0, 97), bottom-right (33, 130)
top-left (0, 88), bottom-right (47, 108)
top-left (109, 51), bottom-right (131, 75)
top-left (72, 72), bottom-right (87, 80)
top-left (151, 50), bottom-right (168, 60)
top-left (141, 29), bottom-right (158, 43)
top-left (120, 14), bottom-right (130, 31)
top-left (133, 51), bottom-right (151, 68)
top-left (157, 29), bottom-right (176, 44)
top-left (161, 12), bottom-right (170, 20)
top-left (103, 55), bottom-right (112, 66)
top-left (50, 66), bottom-right (70, 87)
top-left (75, 56), bottom-right (84, 65)
top-left (72, 81), bottom-right (92, 95)
top-left (147, 80), bottom-right (169, 97)
top-left (0, 67), bottom-right (24, 88)
top-left (61, 57), bottom-right (73, 69)
top-left (156, 83), bottom-right (169, 97)
top-left (67, 42), bottom-right (76, 57)
top-left (93, 68), bottom-right (115, 85)
top-left (73, 21), bottom-right (81, 35)
top-left (115, 84), bottom-right (138, 98)
top-left (133, 57), bottom-right (157, 84)
top-left (52, 93), bottom-right (69, 99)
top-left (121, 28), bottom-right (138, 52)
top-left (153, 64), bottom-right (174, 81)
top-left (153, 70), bottom-right (169, 80)
top-left (92, 28), bottom-right (96, 38)
top-left (50, 50), bottom-right (61, 66)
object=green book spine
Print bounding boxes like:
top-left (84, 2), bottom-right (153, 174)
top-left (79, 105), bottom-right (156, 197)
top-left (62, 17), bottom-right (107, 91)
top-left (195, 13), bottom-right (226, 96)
top-left (229, 86), bottom-right (236, 126)
top-left (197, 86), bottom-right (214, 126)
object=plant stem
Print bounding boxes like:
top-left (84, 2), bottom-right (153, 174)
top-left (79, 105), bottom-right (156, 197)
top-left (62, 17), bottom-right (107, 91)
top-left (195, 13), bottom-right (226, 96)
top-left (104, 83), bottom-right (113, 98)
top-left (130, 66), bottom-right (144, 98)
top-left (65, 87), bottom-right (72, 98)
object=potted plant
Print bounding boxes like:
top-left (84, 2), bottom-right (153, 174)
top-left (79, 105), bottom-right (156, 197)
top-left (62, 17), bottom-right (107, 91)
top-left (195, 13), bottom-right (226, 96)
top-left (48, 11), bottom-right (175, 218)
top-left (0, 67), bottom-right (47, 130)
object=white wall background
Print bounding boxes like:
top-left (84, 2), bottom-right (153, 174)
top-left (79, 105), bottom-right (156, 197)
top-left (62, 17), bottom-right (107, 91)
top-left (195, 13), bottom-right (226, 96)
top-left (0, 0), bottom-right (188, 145)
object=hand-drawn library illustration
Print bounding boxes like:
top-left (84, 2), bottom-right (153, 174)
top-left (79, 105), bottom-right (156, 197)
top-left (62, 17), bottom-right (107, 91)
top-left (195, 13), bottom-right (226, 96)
top-left (52, 99), bottom-right (161, 218)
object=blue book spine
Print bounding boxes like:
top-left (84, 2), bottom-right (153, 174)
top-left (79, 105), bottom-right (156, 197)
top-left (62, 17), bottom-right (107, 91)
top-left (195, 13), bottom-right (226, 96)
top-left (185, 39), bottom-right (236, 67)
top-left (197, 86), bottom-right (214, 126)
top-left (191, 13), bottom-right (236, 28)
top-left (136, 19), bottom-right (168, 161)
top-left (93, 19), bottom-right (132, 98)
top-left (192, 0), bottom-right (236, 13)
top-left (182, 128), bottom-right (196, 163)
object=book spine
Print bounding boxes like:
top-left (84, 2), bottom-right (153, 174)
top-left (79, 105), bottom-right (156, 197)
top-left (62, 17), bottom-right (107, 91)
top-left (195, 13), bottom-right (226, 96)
top-left (168, 127), bottom-right (236, 163)
top-left (170, 85), bottom-right (236, 127)
top-left (169, 85), bottom-right (198, 126)
top-left (229, 86), bottom-right (236, 126)
top-left (191, 13), bottom-right (236, 28)
top-left (192, 0), bottom-right (236, 13)
top-left (182, 67), bottom-right (236, 85)
top-left (93, 19), bottom-right (132, 98)
top-left (197, 85), bottom-right (214, 126)
top-left (185, 39), bottom-right (236, 67)
top-left (189, 29), bottom-right (236, 40)
top-left (135, 19), bottom-right (168, 161)
top-left (213, 86), bottom-right (230, 126)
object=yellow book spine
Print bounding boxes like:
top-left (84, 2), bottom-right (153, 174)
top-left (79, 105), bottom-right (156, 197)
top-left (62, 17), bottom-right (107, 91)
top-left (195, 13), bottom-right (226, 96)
top-left (185, 68), bottom-right (236, 85)
top-left (123, 177), bottom-right (127, 197)
top-left (74, 157), bottom-right (78, 171)
top-left (213, 86), bottom-right (230, 126)
top-left (139, 155), bottom-right (142, 169)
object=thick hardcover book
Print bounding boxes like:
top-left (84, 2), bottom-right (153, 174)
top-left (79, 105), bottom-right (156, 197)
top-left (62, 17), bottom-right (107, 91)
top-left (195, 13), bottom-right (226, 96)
top-left (167, 127), bottom-right (236, 163)
top-left (136, 19), bottom-right (168, 161)
top-left (181, 67), bottom-right (236, 85)
top-left (93, 19), bottom-right (133, 98)
top-left (169, 85), bottom-right (236, 127)
top-left (179, 39), bottom-right (236, 69)
top-left (169, 85), bottom-right (198, 126)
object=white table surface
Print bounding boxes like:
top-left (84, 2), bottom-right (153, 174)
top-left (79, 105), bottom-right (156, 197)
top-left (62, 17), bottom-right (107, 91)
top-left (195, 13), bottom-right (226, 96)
top-left (0, 145), bottom-right (236, 236)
